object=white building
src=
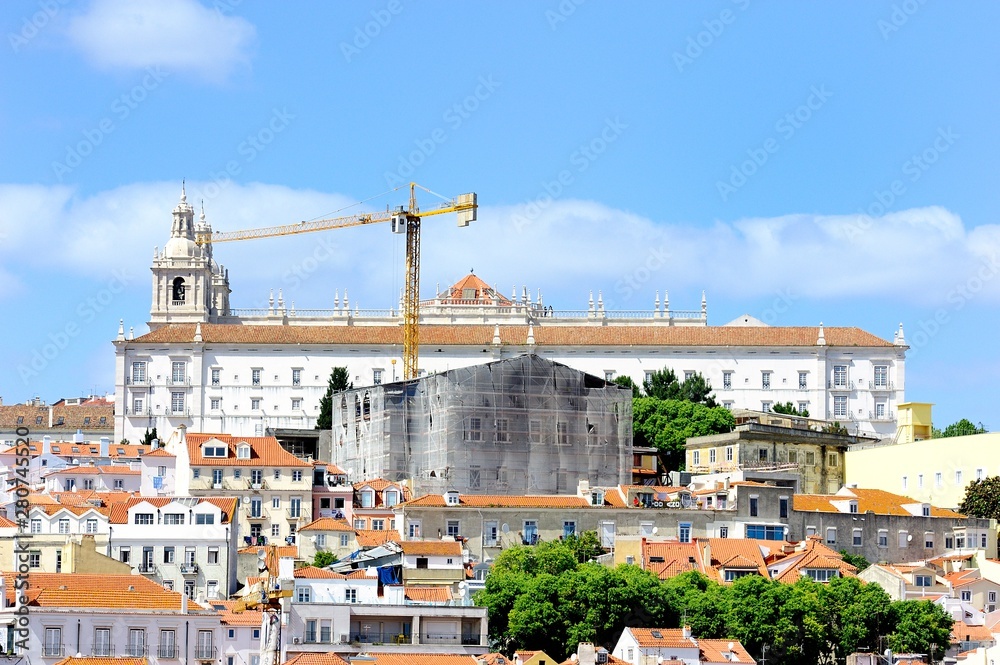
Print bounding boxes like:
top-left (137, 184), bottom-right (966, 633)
top-left (113, 190), bottom-right (907, 443)
top-left (43, 463), bottom-right (142, 493)
top-left (106, 496), bottom-right (240, 598)
top-left (612, 626), bottom-right (756, 665)
top-left (0, 572), bottom-right (223, 664)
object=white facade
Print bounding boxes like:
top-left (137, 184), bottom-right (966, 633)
top-left (43, 463), bottom-right (141, 493)
top-left (114, 193), bottom-right (907, 443)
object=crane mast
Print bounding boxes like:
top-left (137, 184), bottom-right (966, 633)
top-left (195, 183), bottom-right (477, 380)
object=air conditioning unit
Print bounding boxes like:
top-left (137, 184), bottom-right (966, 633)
top-left (340, 634), bottom-right (350, 644)
top-left (212, 483), bottom-right (222, 489)
top-left (292, 637), bottom-right (300, 645)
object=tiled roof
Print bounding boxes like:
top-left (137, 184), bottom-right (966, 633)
top-left (3, 573), bottom-right (205, 610)
top-left (130, 323), bottom-right (893, 348)
top-left (50, 490), bottom-right (135, 507)
top-left (793, 488), bottom-right (965, 518)
top-left (293, 566), bottom-right (342, 579)
top-left (53, 658), bottom-right (146, 665)
top-left (435, 273), bottom-right (512, 305)
top-left (643, 541), bottom-right (702, 580)
top-left (299, 517), bottom-right (354, 532)
top-left (0, 515), bottom-right (16, 528)
top-left (402, 494), bottom-right (590, 509)
top-left (770, 539), bottom-right (857, 583)
top-left (0, 403), bottom-right (114, 431)
top-left (143, 448), bottom-right (176, 457)
top-left (951, 621), bottom-right (995, 644)
top-left (319, 656), bottom-right (479, 665)
top-left (356, 529), bottom-right (400, 548)
top-left (0, 443), bottom-right (151, 459)
top-left (108, 497), bottom-right (238, 524)
top-left (699, 638), bottom-right (756, 663)
top-left (47, 465), bottom-right (140, 475)
top-left (34, 504), bottom-right (110, 517)
top-left (702, 538), bottom-right (769, 582)
top-left (400, 540), bottom-right (462, 557)
top-left (213, 600), bottom-right (265, 626)
top-left (627, 627), bottom-right (697, 648)
top-left (186, 433), bottom-right (311, 467)
top-left (281, 653), bottom-right (350, 665)
top-left (945, 569), bottom-right (983, 589)
top-left (238, 545), bottom-right (299, 557)
top-left (404, 585), bottom-right (453, 602)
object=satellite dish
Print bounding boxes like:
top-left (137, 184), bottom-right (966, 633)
top-left (458, 581), bottom-right (467, 590)
top-left (651, 527), bottom-right (658, 535)
top-left (907, 534), bottom-right (913, 542)
top-left (258, 550), bottom-right (267, 561)
top-left (501, 523), bottom-right (509, 533)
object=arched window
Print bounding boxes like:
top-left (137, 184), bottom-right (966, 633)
top-left (172, 277), bottom-right (186, 302)
top-left (354, 394), bottom-right (361, 419)
top-left (363, 392), bottom-right (371, 421)
top-left (340, 395), bottom-right (348, 428)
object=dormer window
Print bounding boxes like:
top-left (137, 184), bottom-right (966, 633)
top-left (359, 489), bottom-right (374, 508)
top-left (237, 444), bottom-right (251, 459)
top-left (849, 500), bottom-right (858, 514)
top-left (444, 491), bottom-right (460, 506)
top-left (591, 490), bottom-right (605, 506)
top-left (203, 445), bottom-right (227, 458)
top-left (384, 490), bottom-right (399, 507)
top-left (922, 504), bottom-right (931, 517)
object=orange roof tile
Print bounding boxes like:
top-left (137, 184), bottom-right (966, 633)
top-left (627, 628), bottom-right (698, 648)
top-left (53, 658), bottom-right (146, 665)
top-left (400, 540), bottom-right (462, 557)
top-left (281, 654), bottom-right (350, 665)
top-left (318, 656), bottom-right (478, 665)
top-left (48, 465), bottom-right (140, 475)
top-left (3, 573), bottom-right (206, 610)
top-left (356, 529), bottom-right (401, 548)
top-left (699, 639), bottom-right (756, 663)
top-left (0, 515), bottom-right (16, 528)
top-left (212, 600), bottom-right (265, 626)
top-left (643, 541), bottom-right (702, 580)
top-left (404, 585), bottom-right (453, 602)
top-left (108, 497), bottom-right (238, 524)
top-left (793, 488), bottom-right (965, 518)
top-left (186, 433), bottom-right (311, 467)
top-left (131, 323), bottom-right (892, 348)
top-left (299, 517), bottom-right (354, 532)
top-left (293, 566), bottom-right (343, 579)
top-left (951, 621), bottom-right (995, 643)
top-left (143, 448), bottom-right (176, 457)
top-left (238, 545), bottom-right (299, 557)
top-left (770, 539), bottom-right (857, 584)
top-left (702, 538), bottom-right (769, 582)
top-left (402, 494), bottom-right (590, 509)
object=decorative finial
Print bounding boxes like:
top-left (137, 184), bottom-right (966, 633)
top-left (128, 326), bottom-right (134, 340)
top-left (492, 323), bottom-right (501, 345)
top-left (526, 323), bottom-right (535, 346)
top-left (200, 199), bottom-right (206, 222)
top-left (194, 322), bottom-right (203, 343)
top-left (180, 179), bottom-right (187, 203)
top-left (817, 322), bottom-right (826, 346)
top-left (116, 319), bottom-right (125, 341)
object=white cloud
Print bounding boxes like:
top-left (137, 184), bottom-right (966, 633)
top-left (1, 181), bottom-right (998, 315)
top-left (66, 0), bottom-right (256, 83)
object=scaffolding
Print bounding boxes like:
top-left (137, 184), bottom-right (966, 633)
top-left (330, 354), bottom-right (633, 496)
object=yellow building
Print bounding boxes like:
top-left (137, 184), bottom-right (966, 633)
top-left (846, 430), bottom-right (1000, 510)
top-left (897, 402), bottom-right (934, 443)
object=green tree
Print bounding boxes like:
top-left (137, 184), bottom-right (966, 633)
top-left (772, 401), bottom-right (810, 418)
top-left (937, 418), bottom-right (987, 438)
top-left (563, 532), bottom-right (604, 563)
top-left (663, 571), bottom-right (730, 638)
top-left (313, 551), bottom-right (336, 568)
top-left (887, 600), bottom-right (953, 657)
top-left (838, 550), bottom-right (870, 572)
top-left (817, 575), bottom-right (891, 662)
top-left (611, 375), bottom-right (641, 397)
top-left (315, 367), bottom-right (351, 430)
top-left (141, 427), bottom-right (159, 446)
top-left (632, 397), bottom-right (735, 471)
top-left (642, 368), bottom-right (717, 406)
top-left (958, 476), bottom-right (1000, 520)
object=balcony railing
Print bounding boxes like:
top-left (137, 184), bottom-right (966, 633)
top-left (126, 376), bottom-right (151, 386)
top-left (168, 376), bottom-right (190, 386)
top-left (157, 645), bottom-right (179, 659)
top-left (303, 631), bottom-right (318, 644)
top-left (179, 563), bottom-right (199, 575)
top-left (349, 631), bottom-right (412, 645)
top-left (244, 507), bottom-right (266, 520)
top-left (123, 645), bottom-right (147, 657)
top-left (869, 380), bottom-right (894, 391)
top-left (92, 645), bottom-right (114, 657)
top-left (43, 645), bottom-right (65, 658)
top-left (869, 411), bottom-right (897, 422)
top-left (125, 406), bottom-right (152, 416)
top-left (828, 380), bottom-right (855, 390)
top-left (168, 408), bottom-right (191, 417)
top-left (137, 563), bottom-right (157, 574)
top-left (286, 508), bottom-right (308, 521)
top-left (195, 646), bottom-right (217, 660)
top-left (248, 479), bottom-right (268, 490)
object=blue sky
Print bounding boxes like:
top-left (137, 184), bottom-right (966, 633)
top-left (1, 1), bottom-right (998, 429)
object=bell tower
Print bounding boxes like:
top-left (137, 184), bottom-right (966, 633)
top-left (149, 183), bottom-right (231, 329)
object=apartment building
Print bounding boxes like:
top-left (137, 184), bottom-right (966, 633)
top-left (612, 627), bottom-right (755, 665)
top-left (106, 496), bottom-right (240, 598)
top-left (298, 518), bottom-right (357, 563)
top-left (43, 463), bottom-right (142, 493)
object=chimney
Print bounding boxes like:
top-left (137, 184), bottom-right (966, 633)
top-left (181, 593), bottom-right (188, 614)
top-left (682, 625), bottom-right (692, 640)
top-left (42, 435), bottom-right (51, 456)
top-left (74, 429), bottom-right (84, 443)
top-left (723, 477), bottom-right (730, 491)
top-left (576, 643), bottom-right (597, 665)
top-left (578, 478), bottom-right (590, 497)
top-left (99, 437), bottom-right (110, 457)
top-left (151, 439), bottom-right (160, 450)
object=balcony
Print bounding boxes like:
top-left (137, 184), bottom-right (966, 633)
top-left (137, 563), bottom-right (157, 574)
top-left (43, 645), bottom-right (66, 658)
top-left (349, 631), bottom-right (413, 645)
top-left (123, 645), bottom-right (147, 658)
top-left (179, 563), bottom-right (199, 575)
top-left (828, 380), bottom-right (855, 391)
top-left (168, 408), bottom-right (191, 417)
top-left (91, 645), bottom-right (115, 658)
top-left (244, 507), bottom-right (266, 521)
top-left (157, 645), bottom-right (179, 659)
top-left (195, 646), bottom-right (217, 660)
top-left (869, 380), bottom-right (894, 391)
top-left (869, 410), bottom-right (897, 422)
top-left (126, 376), bottom-right (151, 386)
top-left (286, 508), bottom-right (309, 521)
top-left (303, 631), bottom-right (318, 644)
top-left (125, 406), bottom-right (152, 416)
top-left (168, 376), bottom-right (190, 387)
top-left (248, 479), bottom-right (268, 490)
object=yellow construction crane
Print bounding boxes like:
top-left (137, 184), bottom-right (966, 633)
top-left (195, 183), bottom-right (477, 380)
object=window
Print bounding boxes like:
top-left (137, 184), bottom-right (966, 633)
top-left (467, 417), bottom-right (482, 441)
top-left (291, 398), bottom-right (302, 410)
top-left (898, 531), bottom-right (909, 548)
top-left (446, 520), bottom-right (460, 537)
top-left (468, 467), bottom-right (481, 489)
top-left (251, 469), bottom-right (263, 485)
top-left (724, 569), bottom-right (755, 582)
top-left (85, 518), bottom-right (98, 533)
top-left (94, 627), bottom-right (112, 657)
top-left (563, 521), bottom-right (577, 538)
top-left (833, 395), bottom-right (847, 418)
top-left (296, 587), bottom-right (311, 603)
top-left (917, 473), bottom-right (924, 489)
top-left (127, 628), bottom-right (146, 657)
top-left (826, 527), bottom-right (837, 545)
top-left (749, 496), bottom-right (758, 517)
top-left (709, 448), bottom-right (716, 464)
top-left (252, 368), bottom-right (261, 386)
top-left (529, 419), bottom-right (541, 444)
top-left (833, 365), bottom-right (847, 387)
top-left (915, 575), bottom-right (932, 587)
top-left (290, 497), bottom-right (302, 518)
top-left (961, 589), bottom-right (972, 602)
top-left (196, 631), bottom-right (214, 660)
top-left (720, 526), bottom-right (729, 538)
top-left (495, 418), bottom-right (509, 443)
top-left (922, 505), bottom-right (930, 517)
top-left (874, 365), bottom-right (888, 388)
top-left (604, 370), bottom-right (615, 381)
top-left (272, 524), bottom-right (281, 537)
top-left (806, 569), bottom-right (838, 582)
top-left (251, 398), bottom-right (261, 411)
top-left (249, 496), bottom-right (262, 518)
top-left (196, 513), bottom-right (215, 525)
top-left (798, 371), bottom-right (808, 389)
top-left (134, 513), bottom-right (154, 525)
top-left (805, 451), bottom-right (815, 465)
top-left (723, 371), bottom-right (732, 389)
top-left (171, 361), bottom-right (186, 384)
top-left (29, 550), bottom-right (41, 568)
top-left (828, 454), bottom-right (838, 467)
top-left (44, 627), bottom-right (63, 657)
top-left (292, 368), bottom-right (302, 386)
top-left (384, 489), bottom-right (399, 507)
top-left (315, 534), bottom-right (326, 547)
top-left (761, 401), bottom-right (772, 413)
top-left (875, 402), bottom-right (886, 419)
top-left (340, 534), bottom-right (350, 547)
top-left (345, 588), bottom-right (357, 603)
top-left (853, 529), bottom-right (862, 546)
top-left (163, 513), bottom-right (184, 525)
top-left (272, 497), bottom-right (281, 509)
top-left (132, 361), bottom-right (147, 383)
top-left (485, 521), bottom-right (499, 547)
top-left (408, 520), bottom-right (421, 538)
top-left (977, 468), bottom-right (986, 481)
top-left (204, 444), bottom-right (227, 457)
top-left (762, 371), bottom-right (771, 389)
top-left (164, 547), bottom-right (175, 563)
top-left (119, 546), bottom-right (131, 564)
top-left (524, 520), bottom-right (539, 545)
top-left (878, 530), bottom-right (888, 548)
top-left (745, 525), bottom-right (783, 540)
top-left (171, 391), bottom-right (185, 414)
top-left (779, 497), bottom-right (788, 519)
top-left (990, 592), bottom-right (997, 603)
top-left (924, 533), bottom-right (933, 549)
top-left (788, 450), bottom-right (798, 464)
top-left (211, 368), bottom-right (220, 386)
top-left (372, 519), bottom-right (385, 531)
top-left (354, 518), bottom-right (366, 530)
top-left (292, 470), bottom-right (303, 482)
top-left (693, 450), bottom-right (701, 466)
top-left (133, 397), bottom-right (145, 415)
top-left (30, 518), bottom-right (41, 533)
top-left (902, 476), bottom-right (908, 490)
top-left (934, 472), bottom-right (942, 488)
top-left (678, 522), bottom-right (692, 543)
